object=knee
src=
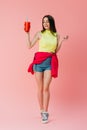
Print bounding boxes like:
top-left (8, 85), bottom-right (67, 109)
top-left (43, 87), bottom-right (49, 92)
top-left (38, 87), bottom-right (43, 93)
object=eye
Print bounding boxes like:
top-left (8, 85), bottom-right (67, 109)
top-left (43, 21), bottom-right (49, 24)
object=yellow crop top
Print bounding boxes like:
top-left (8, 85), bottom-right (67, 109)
top-left (38, 30), bottom-right (57, 53)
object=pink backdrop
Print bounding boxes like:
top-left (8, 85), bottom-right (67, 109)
top-left (0, 0), bottom-right (87, 129)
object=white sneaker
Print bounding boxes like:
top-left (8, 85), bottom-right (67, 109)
top-left (41, 112), bottom-right (49, 123)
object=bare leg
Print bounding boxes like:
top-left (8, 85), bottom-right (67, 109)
top-left (43, 70), bottom-right (52, 112)
top-left (34, 72), bottom-right (44, 111)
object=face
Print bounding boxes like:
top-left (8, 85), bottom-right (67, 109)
top-left (42, 17), bottom-right (50, 30)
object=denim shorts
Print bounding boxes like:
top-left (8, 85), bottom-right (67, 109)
top-left (33, 57), bottom-right (51, 72)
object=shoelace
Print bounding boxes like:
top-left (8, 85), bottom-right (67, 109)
top-left (41, 113), bottom-right (48, 120)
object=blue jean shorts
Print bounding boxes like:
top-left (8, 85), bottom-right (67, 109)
top-left (33, 57), bottom-right (51, 72)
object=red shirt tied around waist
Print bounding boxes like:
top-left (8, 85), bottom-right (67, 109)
top-left (28, 52), bottom-right (59, 78)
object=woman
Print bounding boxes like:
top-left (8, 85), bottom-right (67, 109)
top-left (26, 15), bottom-right (68, 123)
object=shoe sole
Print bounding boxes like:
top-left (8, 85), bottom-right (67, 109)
top-left (42, 120), bottom-right (48, 124)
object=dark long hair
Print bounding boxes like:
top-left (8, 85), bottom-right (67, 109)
top-left (41, 15), bottom-right (57, 33)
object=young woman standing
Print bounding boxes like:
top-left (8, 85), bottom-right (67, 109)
top-left (25, 15), bottom-right (68, 123)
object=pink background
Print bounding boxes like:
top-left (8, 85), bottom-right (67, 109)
top-left (0, 0), bottom-right (87, 129)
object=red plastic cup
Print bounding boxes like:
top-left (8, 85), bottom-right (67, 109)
top-left (24, 21), bottom-right (30, 32)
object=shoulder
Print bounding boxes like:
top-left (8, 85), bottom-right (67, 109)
top-left (56, 32), bottom-right (60, 39)
top-left (35, 31), bottom-right (42, 39)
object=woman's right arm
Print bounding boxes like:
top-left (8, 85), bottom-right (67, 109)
top-left (26, 31), bottom-right (40, 49)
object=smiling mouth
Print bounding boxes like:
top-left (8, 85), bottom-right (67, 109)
top-left (44, 26), bottom-right (48, 28)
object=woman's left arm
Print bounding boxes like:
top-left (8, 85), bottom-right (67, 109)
top-left (56, 35), bottom-right (69, 53)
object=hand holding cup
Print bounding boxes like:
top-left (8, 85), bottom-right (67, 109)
top-left (24, 20), bottom-right (30, 32)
